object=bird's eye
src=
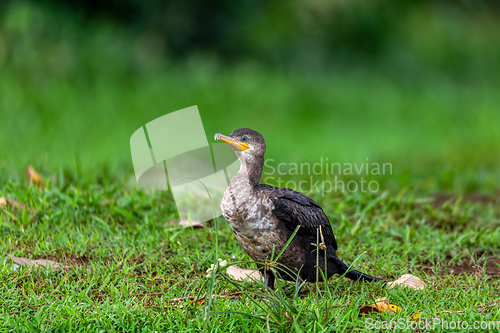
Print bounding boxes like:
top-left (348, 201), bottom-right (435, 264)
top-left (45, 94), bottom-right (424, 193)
top-left (241, 136), bottom-right (248, 142)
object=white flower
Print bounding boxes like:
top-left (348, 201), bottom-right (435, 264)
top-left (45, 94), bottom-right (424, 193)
top-left (206, 258), bottom-right (228, 278)
top-left (205, 264), bottom-right (215, 278)
top-left (218, 258), bottom-right (227, 268)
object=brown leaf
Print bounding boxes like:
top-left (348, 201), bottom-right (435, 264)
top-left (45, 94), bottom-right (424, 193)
top-left (0, 198), bottom-right (26, 214)
top-left (8, 254), bottom-right (36, 267)
top-left (387, 274), bottom-right (426, 290)
top-left (8, 254), bottom-right (61, 271)
top-left (26, 166), bottom-right (45, 187)
top-left (178, 220), bottom-right (206, 228)
top-left (226, 265), bottom-right (262, 282)
top-left (359, 305), bottom-right (382, 315)
top-left (359, 297), bottom-right (402, 315)
top-left (359, 297), bottom-right (421, 321)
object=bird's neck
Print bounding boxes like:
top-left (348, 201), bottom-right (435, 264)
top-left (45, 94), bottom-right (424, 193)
top-left (232, 155), bottom-right (264, 190)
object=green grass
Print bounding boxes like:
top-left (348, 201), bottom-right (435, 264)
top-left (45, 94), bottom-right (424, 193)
top-left (1, 3), bottom-right (500, 330)
top-left (2, 49), bottom-right (500, 333)
top-left (2, 63), bottom-right (500, 175)
top-left (0, 168), bottom-right (499, 332)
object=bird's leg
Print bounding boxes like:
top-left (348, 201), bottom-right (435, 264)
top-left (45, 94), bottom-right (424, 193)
top-left (264, 270), bottom-right (275, 291)
top-left (294, 277), bottom-right (303, 299)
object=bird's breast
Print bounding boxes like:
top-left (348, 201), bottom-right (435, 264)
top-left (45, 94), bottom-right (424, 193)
top-left (221, 186), bottom-right (274, 227)
top-left (220, 186), bottom-right (282, 261)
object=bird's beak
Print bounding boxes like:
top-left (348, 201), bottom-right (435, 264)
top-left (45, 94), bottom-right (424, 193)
top-left (214, 133), bottom-right (250, 151)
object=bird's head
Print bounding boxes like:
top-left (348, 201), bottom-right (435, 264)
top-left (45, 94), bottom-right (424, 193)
top-left (214, 128), bottom-right (266, 163)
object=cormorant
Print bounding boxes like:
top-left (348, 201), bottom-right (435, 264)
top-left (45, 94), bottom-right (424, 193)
top-left (215, 128), bottom-right (384, 295)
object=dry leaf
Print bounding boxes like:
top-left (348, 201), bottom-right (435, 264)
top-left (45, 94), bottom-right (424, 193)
top-left (0, 198), bottom-right (26, 214)
top-left (226, 265), bottom-right (262, 282)
top-left (359, 297), bottom-right (420, 321)
top-left (26, 166), bottom-right (45, 187)
top-left (359, 297), bottom-right (403, 315)
top-left (32, 259), bottom-right (61, 269)
top-left (8, 254), bottom-right (61, 271)
top-left (387, 274), bottom-right (426, 290)
top-left (178, 220), bottom-right (206, 228)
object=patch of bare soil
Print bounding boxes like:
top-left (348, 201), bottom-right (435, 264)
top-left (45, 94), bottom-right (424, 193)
top-left (420, 257), bottom-right (500, 277)
top-left (431, 193), bottom-right (498, 206)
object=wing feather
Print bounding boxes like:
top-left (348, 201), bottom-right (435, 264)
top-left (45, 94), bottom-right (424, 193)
top-left (256, 185), bottom-right (338, 250)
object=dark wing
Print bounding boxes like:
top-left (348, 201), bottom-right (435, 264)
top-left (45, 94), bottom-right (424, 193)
top-left (256, 184), bottom-right (338, 250)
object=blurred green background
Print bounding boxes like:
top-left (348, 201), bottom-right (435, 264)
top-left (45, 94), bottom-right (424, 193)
top-left (1, 0), bottom-right (499, 192)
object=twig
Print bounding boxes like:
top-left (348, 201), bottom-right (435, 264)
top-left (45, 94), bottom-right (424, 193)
top-left (168, 296), bottom-right (198, 303)
top-left (435, 310), bottom-right (465, 315)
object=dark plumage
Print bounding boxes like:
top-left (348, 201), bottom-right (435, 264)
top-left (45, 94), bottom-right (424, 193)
top-left (215, 128), bottom-right (383, 295)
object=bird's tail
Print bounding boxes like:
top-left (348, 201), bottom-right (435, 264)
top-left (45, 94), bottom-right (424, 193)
top-left (339, 261), bottom-right (385, 283)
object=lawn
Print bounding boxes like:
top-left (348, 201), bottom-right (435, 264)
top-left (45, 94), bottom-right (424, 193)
top-left (0, 152), bottom-right (499, 331)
